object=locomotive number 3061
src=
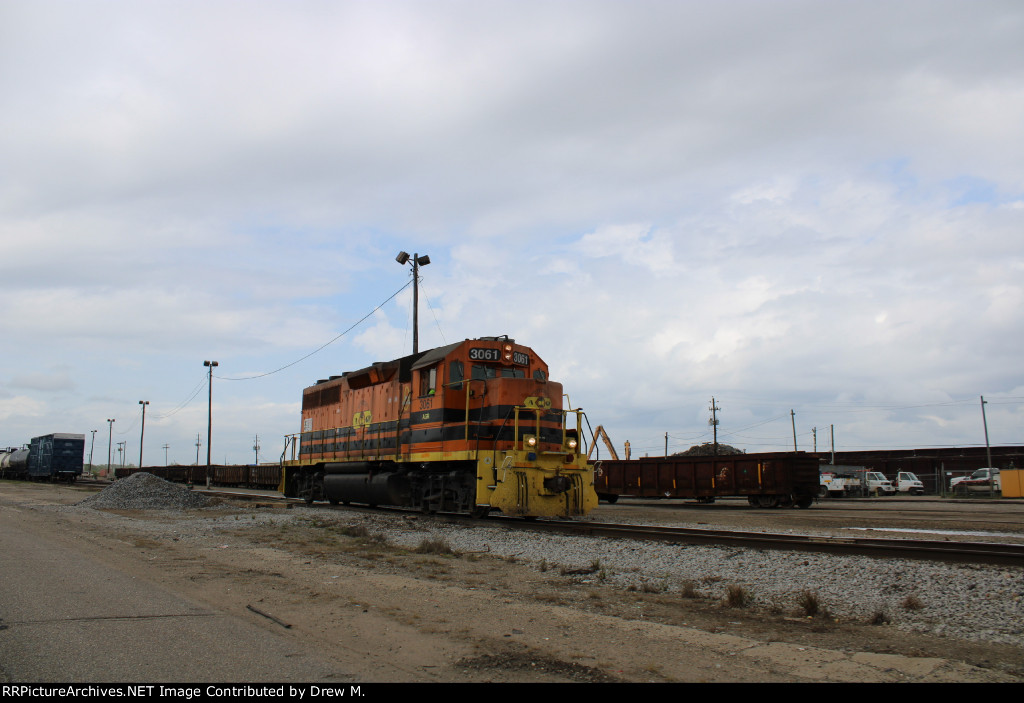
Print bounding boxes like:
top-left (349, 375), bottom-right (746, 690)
top-left (468, 347), bottom-right (500, 361)
top-left (468, 347), bottom-right (530, 365)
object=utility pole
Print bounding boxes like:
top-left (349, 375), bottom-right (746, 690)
top-left (790, 409), bottom-right (797, 451)
top-left (138, 400), bottom-right (149, 468)
top-left (830, 425), bottom-right (835, 465)
top-left (195, 433), bottom-right (201, 466)
top-left (253, 435), bottom-right (260, 466)
top-left (664, 432), bottom-right (668, 458)
top-left (163, 444), bottom-right (170, 466)
top-left (981, 396), bottom-right (994, 496)
top-left (812, 427), bottom-right (817, 453)
top-left (708, 397), bottom-right (720, 455)
top-left (980, 396), bottom-right (993, 468)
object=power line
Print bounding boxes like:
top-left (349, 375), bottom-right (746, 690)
top-left (218, 281), bottom-right (413, 381)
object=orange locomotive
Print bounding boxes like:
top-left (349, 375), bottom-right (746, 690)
top-left (280, 336), bottom-right (597, 518)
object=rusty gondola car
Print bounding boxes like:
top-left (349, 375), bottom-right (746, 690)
top-left (594, 452), bottom-right (820, 508)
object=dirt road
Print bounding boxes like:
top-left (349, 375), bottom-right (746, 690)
top-left (1, 482), bottom-right (1021, 683)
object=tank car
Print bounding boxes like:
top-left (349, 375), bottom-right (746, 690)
top-left (280, 336), bottom-right (597, 518)
top-left (0, 447), bottom-right (30, 479)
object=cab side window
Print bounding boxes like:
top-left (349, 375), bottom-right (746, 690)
top-left (419, 365), bottom-right (438, 396)
top-left (449, 361), bottom-right (464, 390)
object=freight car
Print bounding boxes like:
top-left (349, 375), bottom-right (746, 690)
top-left (114, 464), bottom-right (282, 490)
top-left (0, 433), bottom-right (84, 481)
top-left (280, 336), bottom-right (597, 518)
top-left (594, 452), bottom-right (820, 508)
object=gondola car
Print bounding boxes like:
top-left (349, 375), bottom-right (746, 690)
top-left (594, 452), bottom-right (821, 507)
top-left (280, 336), bottom-right (597, 518)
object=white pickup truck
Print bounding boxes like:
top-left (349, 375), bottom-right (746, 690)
top-left (819, 470), bottom-right (895, 497)
top-left (950, 468), bottom-right (1001, 495)
top-left (895, 471), bottom-right (925, 495)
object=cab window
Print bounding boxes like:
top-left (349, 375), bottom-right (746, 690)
top-left (449, 361), bottom-right (464, 390)
top-left (419, 366), bottom-right (438, 396)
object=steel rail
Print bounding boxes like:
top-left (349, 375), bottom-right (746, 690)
top-left (192, 488), bottom-right (1024, 566)
top-left (483, 517), bottom-right (1024, 567)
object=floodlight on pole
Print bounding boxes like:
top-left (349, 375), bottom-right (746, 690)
top-left (395, 251), bottom-right (430, 353)
top-left (106, 419), bottom-right (115, 478)
top-left (204, 360), bottom-right (219, 487)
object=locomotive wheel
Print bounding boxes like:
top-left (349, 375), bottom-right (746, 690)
top-left (756, 495), bottom-right (780, 508)
top-left (469, 505), bottom-right (490, 519)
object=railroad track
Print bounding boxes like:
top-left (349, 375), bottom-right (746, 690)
top-left (198, 488), bottom-right (1024, 567)
top-left (489, 517), bottom-right (1024, 567)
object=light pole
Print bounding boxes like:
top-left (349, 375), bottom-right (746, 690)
top-left (204, 360), bottom-right (219, 487)
top-left (253, 435), bottom-right (260, 466)
top-left (395, 251), bottom-right (430, 354)
top-left (89, 429), bottom-right (97, 476)
top-left (106, 419), bottom-right (115, 478)
top-left (138, 400), bottom-right (149, 468)
top-left (981, 395), bottom-right (994, 496)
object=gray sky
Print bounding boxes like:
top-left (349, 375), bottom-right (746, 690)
top-left (2, 0), bottom-right (1022, 465)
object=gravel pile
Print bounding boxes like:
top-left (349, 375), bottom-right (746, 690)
top-left (78, 472), bottom-right (215, 510)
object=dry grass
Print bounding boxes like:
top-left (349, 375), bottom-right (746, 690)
top-left (415, 537), bottom-right (455, 555)
top-left (724, 584), bottom-right (751, 608)
top-left (902, 595), bottom-right (924, 611)
top-left (798, 590), bottom-right (822, 617)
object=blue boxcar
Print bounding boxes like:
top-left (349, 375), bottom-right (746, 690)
top-left (27, 433), bottom-right (85, 481)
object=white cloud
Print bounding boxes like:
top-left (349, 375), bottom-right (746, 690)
top-left (1, 1), bottom-right (1023, 460)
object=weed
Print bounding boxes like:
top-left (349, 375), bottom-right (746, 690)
top-left (798, 590), bottom-right (821, 617)
top-left (415, 537), bottom-right (455, 555)
top-left (902, 595), bottom-right (924, 611)
top-left (338, 524), bottom-right (371, 539)
top-left (680, 580), bottom-right (700, 599)
top-left (538, 559), bottom-right (548, 572)
top-left (870, 610), bottom-right (891, 625)
top-left (724, 584), bottom-right (751, 608)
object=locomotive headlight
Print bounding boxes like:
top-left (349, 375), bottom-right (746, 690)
top-left (525, 435), bottom-right (538, 448)
top-left (566, 438), bottom-right (578, 450)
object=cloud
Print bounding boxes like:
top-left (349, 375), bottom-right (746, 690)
top-left (1, 1), bottom-right (1023, 459)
